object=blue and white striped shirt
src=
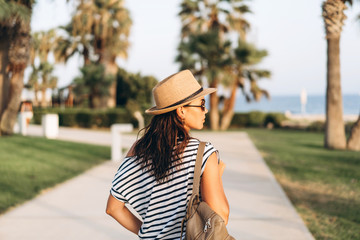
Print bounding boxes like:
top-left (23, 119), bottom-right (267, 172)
top-left (110, 139), bottom-right (218, 240)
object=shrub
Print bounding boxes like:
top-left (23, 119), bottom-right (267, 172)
top-left (33, 108), bottom-right (61, 124)
top-left (32, 107), bottom-right (135, 128)
top-left (33, 108), bottom-right (288, 130)
top-left (247, 111), bottom-right (266, 127)
top-left (106, 108), bottom-right (134, 126)
top-left (32, 108), bottom-right (45, 124)
top-left (59, 112), bottom-right (77, 127)
top-left (345, 121), bottom-right (356, 136)
top-left (230, 113), bottom-right (248, 127)
top-left (76, 111), bottom-right (94, 128)
top-left (92, 112), bottom-right (108, 128)
top-left (264, 113), bottom-right (287, 128)
top-left (203, 112), bottom-right (286, 129)
top-left (306, 121), bottom-right (325, 132)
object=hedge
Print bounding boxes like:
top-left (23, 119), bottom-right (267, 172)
top-left (33, 108), bottom-right (286, 129)
top-left (33, 108), bottom-right (137, 128)
top-left (306, 120), bottom-right (356, 136)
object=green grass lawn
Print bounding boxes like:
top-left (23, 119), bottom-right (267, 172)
top-left (0, 135), bottom-right (110, 214)
top-left (245, 129), bottom-right (360, 240)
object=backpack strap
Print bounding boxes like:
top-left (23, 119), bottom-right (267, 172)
top-left (180, 141), bottom-right (206, 239)
top-left (193, 141), bottom-right (206, 195)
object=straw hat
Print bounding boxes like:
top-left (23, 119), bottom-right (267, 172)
top-left (145, 70), bottom-right (217, 115)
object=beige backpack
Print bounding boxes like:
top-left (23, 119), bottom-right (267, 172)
top-left (180, 142), bottom-right (235, 240)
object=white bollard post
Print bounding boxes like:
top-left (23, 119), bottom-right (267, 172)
top-left (300, 88), bottom-right (307, 115)
top-left (18, 113), bottom-right (28, 136)
top-left (133, 111), bottom-right (145, 130)
top-left (111, 124), bottom-right (133, 161)
top-left (42, 114), bottom-right (59, 139)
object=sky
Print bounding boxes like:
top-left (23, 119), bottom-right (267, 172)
top-left (30, 0), bottom-right (360, 96)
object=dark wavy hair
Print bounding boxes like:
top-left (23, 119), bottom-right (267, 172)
top-left (133, 110), bottom-right (191, 183)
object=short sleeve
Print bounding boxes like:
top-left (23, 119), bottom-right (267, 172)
top-left (200, 142), bottom-right (219, 176)
top-left (109, 157), bottom-right (134, 203)
top-left (110, 187), bottom-right (127, 203)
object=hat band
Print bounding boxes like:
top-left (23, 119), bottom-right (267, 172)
top-left (159, 87), bottom-right (203, 110)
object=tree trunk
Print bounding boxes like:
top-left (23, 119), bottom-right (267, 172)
top-left (92, 96), bottom-right (102, 109)
top-left (83, 47), bottom-right (91, 66)
top-left (0, 4), bottom-right (32, 136)
top-left (41, 87), bottom-right (47, 107)
top-left (347, 115), bottom-right (360, 151)
top-left (89, 94), bottom-right (94, 109)
top-left (220, 81), bottom-right (238, 130)
top-left (324, 37), bottom-right (346, 149)
top-left (0, 29), bottom-right (11, 121)
top-left (209, 93), bottom-right (219, 130)
top-left (33, 89), bottom-right (39, 107)
top-left (209, 80), bottom-right (219, 130)
top-left (0, 69), bottom-right (24, 135)
top-left (104, 58), bottom-right (117, 108)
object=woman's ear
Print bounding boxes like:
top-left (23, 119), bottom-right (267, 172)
top-left (176, 107), bottom-right (185, 119)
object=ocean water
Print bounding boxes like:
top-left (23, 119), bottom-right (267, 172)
top-left (233, 94), bottom-right (360, 115)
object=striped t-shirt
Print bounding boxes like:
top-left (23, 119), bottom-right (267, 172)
top-left (110, 139), bottom-right (219, 240)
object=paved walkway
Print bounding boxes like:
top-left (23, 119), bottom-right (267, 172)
top-left (0, 125), bottom-right (314, 240)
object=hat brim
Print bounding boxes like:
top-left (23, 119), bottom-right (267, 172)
top-left (145, 88), bottom-right (217, 115)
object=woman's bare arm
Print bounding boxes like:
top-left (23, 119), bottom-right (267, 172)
top-left (106, 194), bottom-right (142, 234)
top-left (106, 142), bottom-right (142, 234)
top-left (200, 152), bottom-right (230, 224)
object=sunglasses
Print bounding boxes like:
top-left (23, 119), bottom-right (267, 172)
top-left (183, 100), bottom-right (206, 111)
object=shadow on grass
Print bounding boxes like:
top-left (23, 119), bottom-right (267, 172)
top-left (299, 143), bottom-right (324, 150)
top-left (280, 179), bottom-right (360, 239)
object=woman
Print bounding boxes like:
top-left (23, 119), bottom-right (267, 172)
top-left (106, 70), bottom-right (229, 239)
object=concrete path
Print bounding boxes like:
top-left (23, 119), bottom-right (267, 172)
top-left (0, 125), bottom-right (314, 240)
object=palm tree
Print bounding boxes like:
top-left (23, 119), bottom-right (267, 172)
top-left (94, 0), bottom-right (131, 108)
top-left (28, 65), bottom-right (40, 106)
top-left (0, 0), bottom-right (34, 135)
top-left (72, 63), bottom-right (114, 108)
top-left (220, 40), bottom-right (270, 130)
top-left (28, 62), bottom-right (58, 107)
top-left (54, 14), bottom-right (94, 65)
top-left (322, 0), bottom-right (360, 150)
top-left (179, 0), bottom-right (250, 40)
top-left (177, 0), bottom-right (269, 130)
top-left (56, 0), bottom-right (132, 108)
top-left (29, 30), bottom-right (58, 107)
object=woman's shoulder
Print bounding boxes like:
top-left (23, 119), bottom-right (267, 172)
top-left (187, 138), bottom-right (218, 160)
top-left (125, 141), bottom-right (139, 157)
top-left (188, 138), bottom-right (216, 149)
top-left (195, 139), bottom-right (219, 162)
top-left (116, 155), bottom-right (138, 172)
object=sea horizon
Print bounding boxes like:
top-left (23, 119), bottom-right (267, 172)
top-left (233, 93), bottom-right (360, 115)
